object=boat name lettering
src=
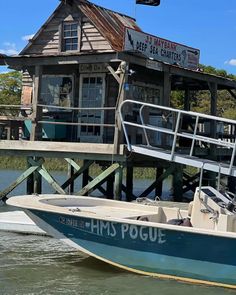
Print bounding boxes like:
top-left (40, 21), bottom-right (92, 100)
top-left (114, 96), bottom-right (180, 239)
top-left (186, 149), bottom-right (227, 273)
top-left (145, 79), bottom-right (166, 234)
top-left (90, 220), bottom-right (166, 243)
top-left (121, 224), bottom-right (166, 244)
top-left (59, 217), bottom-right (85, 229)
top-left (91, 219), bottom-right (117, 237)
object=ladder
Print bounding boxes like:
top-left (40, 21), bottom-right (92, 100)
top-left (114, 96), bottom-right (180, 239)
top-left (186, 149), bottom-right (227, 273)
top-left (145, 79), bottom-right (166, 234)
top-left (119, 100), bottom-right (236, 177)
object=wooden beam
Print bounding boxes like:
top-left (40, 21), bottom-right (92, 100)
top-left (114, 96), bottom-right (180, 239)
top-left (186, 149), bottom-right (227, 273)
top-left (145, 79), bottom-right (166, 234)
top-left (77, 163), bottom-right (120, 196)
top-left (30, 65), bottom-right (43, 141)
top-left (116, 52), bottom-right (236, 89)
top-left (3, 53), bottom-right (117, 68)
top-left (184, 88), bottom-right (191, 111)
top-left (106, 64), bottom-right (121, 84)
top-left (28, 157), bottom-right (66, 194)
top-left (0, 158), bottom-right (44, 200)
top-left (61, 160), bottom-right (94, 190)
top-left (113, 61), bottom-right (128, 154)
top-left (126, 165), bottom-right (134, 201)
top-left (163, 66), bottom-right (171, 106)
top-left (138, 165), bottom-right (175, 198)
top-left (114, 164), bottom-right (123, 200)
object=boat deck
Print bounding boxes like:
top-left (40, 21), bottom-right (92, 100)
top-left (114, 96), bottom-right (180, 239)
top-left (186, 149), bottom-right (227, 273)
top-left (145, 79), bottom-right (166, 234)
top-left (68, 205), bottom-right (159, 219)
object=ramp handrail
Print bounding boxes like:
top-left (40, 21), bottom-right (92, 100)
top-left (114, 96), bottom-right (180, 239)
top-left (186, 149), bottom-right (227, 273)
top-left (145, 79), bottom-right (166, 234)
top-left (119, 100), bottom-right (236, 175)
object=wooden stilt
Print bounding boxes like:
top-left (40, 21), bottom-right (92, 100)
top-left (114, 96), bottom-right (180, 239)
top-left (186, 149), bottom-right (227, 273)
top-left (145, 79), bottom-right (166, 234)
top-left (27, 158), bottom-right (66, 194)
top-left (27, 157), bottom-right (34, 195)
top-left (126, 165), bottom-right (133, 201)
top-left (33, 157), bottom-right (42, 194)
top-left (172, 164), bottom-right (183, 202)
top-left (155, 167), bottom-right (163, 198)
top-left (106, 173), bottom-right (114, 199)
top-left (82, 160), bottom-right (90, 190)
top-left (78, 163), bottom-right (119, 196)
top-left (65, 158), bottom-right (79, 194)
top-left (61, 160), bottom-right (93, 190)
top-left (0, 157), bottom-right (44, 200)
top-left (114, 164), bottom-right (123, 200)
top-left (139, 166), bottom-right (175, 198)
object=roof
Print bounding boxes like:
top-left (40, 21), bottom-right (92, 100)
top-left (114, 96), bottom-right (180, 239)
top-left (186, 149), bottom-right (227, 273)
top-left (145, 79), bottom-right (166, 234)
top-left (20, 0), bottom-right (141, 55)
top-left (77, 0), bottom-right (141, 51)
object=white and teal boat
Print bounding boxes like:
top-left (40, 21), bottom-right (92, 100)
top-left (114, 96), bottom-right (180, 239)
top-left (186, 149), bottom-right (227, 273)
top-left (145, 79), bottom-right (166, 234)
top-left (7, 186), bottom-right (236, 289)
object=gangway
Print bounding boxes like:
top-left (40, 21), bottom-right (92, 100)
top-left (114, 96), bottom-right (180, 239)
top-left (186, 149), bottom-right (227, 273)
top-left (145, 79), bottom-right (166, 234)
top-left (119, 100), bottom-right (236, 177)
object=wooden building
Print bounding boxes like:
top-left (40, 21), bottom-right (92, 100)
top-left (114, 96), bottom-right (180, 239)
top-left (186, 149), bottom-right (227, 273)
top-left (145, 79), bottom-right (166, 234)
top-left (0, 0), bottom-right (236, 201)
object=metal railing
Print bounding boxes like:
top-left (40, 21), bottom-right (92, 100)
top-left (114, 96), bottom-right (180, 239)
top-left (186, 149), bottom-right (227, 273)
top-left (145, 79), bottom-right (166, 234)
top-left (119, 100), bottom-right (236, 175)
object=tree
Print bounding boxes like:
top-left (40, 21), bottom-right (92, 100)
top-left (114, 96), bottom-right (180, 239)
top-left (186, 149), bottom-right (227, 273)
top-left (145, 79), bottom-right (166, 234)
top-left (0, 71), bottom-right (22, 105)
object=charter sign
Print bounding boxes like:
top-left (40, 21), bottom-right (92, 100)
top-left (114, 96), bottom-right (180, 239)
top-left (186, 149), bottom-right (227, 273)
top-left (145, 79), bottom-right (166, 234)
top-left (124, 28), bottom-right (200, 70)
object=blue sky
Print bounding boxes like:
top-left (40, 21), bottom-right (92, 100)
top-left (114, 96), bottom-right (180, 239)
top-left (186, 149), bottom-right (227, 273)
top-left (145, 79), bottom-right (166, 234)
top-left (0, 0), bottom-right (236, 74)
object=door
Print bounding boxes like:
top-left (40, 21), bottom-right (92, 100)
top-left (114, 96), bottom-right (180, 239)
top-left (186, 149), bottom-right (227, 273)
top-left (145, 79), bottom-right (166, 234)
top-left (78, 74), bottom-right (105, 143)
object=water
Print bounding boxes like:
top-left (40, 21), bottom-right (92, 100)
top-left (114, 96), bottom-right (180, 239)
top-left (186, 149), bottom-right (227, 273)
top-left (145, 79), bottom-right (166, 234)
top-left (0, 170), bottom-right (234, 294)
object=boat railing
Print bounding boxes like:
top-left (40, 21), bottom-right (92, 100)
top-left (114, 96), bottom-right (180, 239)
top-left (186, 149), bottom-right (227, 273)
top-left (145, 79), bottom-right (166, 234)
top-left (119, 99), bottom-right (236, 176)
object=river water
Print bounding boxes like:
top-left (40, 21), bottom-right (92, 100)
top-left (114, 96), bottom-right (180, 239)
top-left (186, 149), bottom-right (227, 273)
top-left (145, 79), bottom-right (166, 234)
top-left (0, 170), bottom-right (234, 295)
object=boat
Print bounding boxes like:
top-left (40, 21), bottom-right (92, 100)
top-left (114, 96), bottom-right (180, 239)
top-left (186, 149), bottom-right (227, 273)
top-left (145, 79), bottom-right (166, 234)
top-left (6, 186), bottom-right (236, 289)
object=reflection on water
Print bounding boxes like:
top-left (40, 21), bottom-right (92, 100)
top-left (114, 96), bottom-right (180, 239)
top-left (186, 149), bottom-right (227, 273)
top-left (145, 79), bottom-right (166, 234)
top-left (0, 170), bottom-right (233, 294)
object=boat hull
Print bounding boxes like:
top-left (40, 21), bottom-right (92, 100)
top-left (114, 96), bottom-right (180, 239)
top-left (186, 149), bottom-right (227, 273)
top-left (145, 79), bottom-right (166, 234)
top-left (27, 208), bottom-right (236, 289)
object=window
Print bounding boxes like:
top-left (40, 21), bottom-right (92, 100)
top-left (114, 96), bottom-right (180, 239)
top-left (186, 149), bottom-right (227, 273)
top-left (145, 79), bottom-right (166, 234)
top-left (41, 76), bottom-right (73, 108)
top-left (63, 22), bottom-right (78, 51)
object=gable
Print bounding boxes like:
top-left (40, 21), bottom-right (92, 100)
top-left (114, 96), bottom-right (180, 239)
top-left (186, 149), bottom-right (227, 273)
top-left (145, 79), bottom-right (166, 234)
top-left (21, 0), bottom-right (141, 56)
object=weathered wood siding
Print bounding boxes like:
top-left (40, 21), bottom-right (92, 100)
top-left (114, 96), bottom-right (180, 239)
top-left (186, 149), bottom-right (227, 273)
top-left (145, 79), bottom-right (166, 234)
top-left (81, 18), bottom-right (112, 52)
top-left (23, 4), bottom-right (113, 56)
top-left (21, 71), bottom-right (33, 106)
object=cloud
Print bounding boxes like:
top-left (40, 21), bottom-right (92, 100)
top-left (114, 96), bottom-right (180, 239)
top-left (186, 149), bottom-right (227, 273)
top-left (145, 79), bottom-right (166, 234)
top-left (225, 59), bottom-right (236, 66)
top-left (22, 34), bottom-right (34, 41)
top-left (0, 42), bottom-right (18, 55)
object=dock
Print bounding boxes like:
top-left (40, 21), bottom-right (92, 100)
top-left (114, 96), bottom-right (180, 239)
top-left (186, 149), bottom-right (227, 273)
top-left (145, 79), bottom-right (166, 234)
top-left (0, 210), bottom-right (46, 235)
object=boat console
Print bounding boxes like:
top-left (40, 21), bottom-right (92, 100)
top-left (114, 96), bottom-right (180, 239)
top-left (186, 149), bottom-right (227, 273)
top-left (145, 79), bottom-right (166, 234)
top-left (190, 186), bottom-right (236, 232)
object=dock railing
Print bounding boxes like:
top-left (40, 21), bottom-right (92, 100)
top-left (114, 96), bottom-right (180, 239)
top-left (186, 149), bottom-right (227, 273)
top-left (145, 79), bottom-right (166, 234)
top-left (0, 103), bottom-right (117, 142)
top-left (119, 100), bottom-right (236, 176)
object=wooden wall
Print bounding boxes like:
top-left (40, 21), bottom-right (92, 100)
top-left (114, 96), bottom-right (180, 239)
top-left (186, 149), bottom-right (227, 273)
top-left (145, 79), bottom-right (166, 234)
top-left (23, 4), bottom-right (113, 56)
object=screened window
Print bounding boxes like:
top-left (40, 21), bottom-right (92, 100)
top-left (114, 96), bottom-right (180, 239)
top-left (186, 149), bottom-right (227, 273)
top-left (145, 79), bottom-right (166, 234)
top-left (63, 22), bottom-right (78, 51)
top-left (41, 76), bottom-right (73, 107)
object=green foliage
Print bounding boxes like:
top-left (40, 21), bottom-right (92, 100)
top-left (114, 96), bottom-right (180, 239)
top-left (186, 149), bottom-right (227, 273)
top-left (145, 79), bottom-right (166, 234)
top-left (199, 64), bottom-right (236, 79)
top-left (171, 65), bottom-right (236, 119)
top-left (0, 71), bottom-right (22, 105)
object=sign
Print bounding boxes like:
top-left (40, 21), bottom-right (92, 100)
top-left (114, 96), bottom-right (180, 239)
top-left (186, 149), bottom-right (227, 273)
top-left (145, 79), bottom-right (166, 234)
top-left (123, 28), bottom-right (200, 70)
top-left (146, 59), bottom-right (163, 71)
top-left (79, 63), bottom-right (107, 73)
top-left (136, 0), bottom-right (160, 6)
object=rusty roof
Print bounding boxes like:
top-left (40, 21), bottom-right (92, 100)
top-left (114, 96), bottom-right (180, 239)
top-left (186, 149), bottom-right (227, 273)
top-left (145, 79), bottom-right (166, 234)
top-left (76, 0), bottom-right (142, 51)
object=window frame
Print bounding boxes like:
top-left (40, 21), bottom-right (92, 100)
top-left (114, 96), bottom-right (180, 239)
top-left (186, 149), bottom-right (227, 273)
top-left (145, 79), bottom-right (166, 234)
top-left (40, 74), bottom-right (74, 109)
top-left (61, 21), bottom-right (79, 52)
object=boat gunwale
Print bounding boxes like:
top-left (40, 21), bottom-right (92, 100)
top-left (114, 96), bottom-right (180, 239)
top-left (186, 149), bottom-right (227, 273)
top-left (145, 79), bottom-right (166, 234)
top-left (7, 194), bottom-right (236, 239)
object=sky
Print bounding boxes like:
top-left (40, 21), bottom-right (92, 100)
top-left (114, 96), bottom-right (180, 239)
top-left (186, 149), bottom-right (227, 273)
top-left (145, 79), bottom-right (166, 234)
top-left (0, 0), bottom-right (236, 74)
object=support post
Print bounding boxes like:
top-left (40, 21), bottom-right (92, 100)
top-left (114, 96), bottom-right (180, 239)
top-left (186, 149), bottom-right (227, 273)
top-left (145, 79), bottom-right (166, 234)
top-left (33, 157), bottom-right (42, 194)
top-left (155, 167), bottom-right (164, 198)
top-left (27, 157), bottom-right (34, 195)
top-left (67, 160), bottom-right (75, 194)
top-left (82, 160), bottom-right (90, 192)
top-left (126, 164), bottom-right (134, 201)
top-left (77, 163), bottom-right (119, 196)
top-left (172, 164), bottom-right (183, 202)
top-left (114, 164), bottom-right (123, 200)
top-left (163, 66), bottom-right (171, 107)
top-left (106, 173), bottom-right (114, 199)
top-left (208, 82), bottom-right (218, 187)
top-left (184, 88), bottom-right (191, 111)
top-left (30, 65), bottom-right (43, 141)
top-left (113, 61), bottom-right (129, 154)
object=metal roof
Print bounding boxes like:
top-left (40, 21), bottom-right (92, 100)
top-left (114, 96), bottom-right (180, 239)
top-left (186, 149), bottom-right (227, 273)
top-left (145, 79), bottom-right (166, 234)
top-left (76, 0), bottom-right (141, 51)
